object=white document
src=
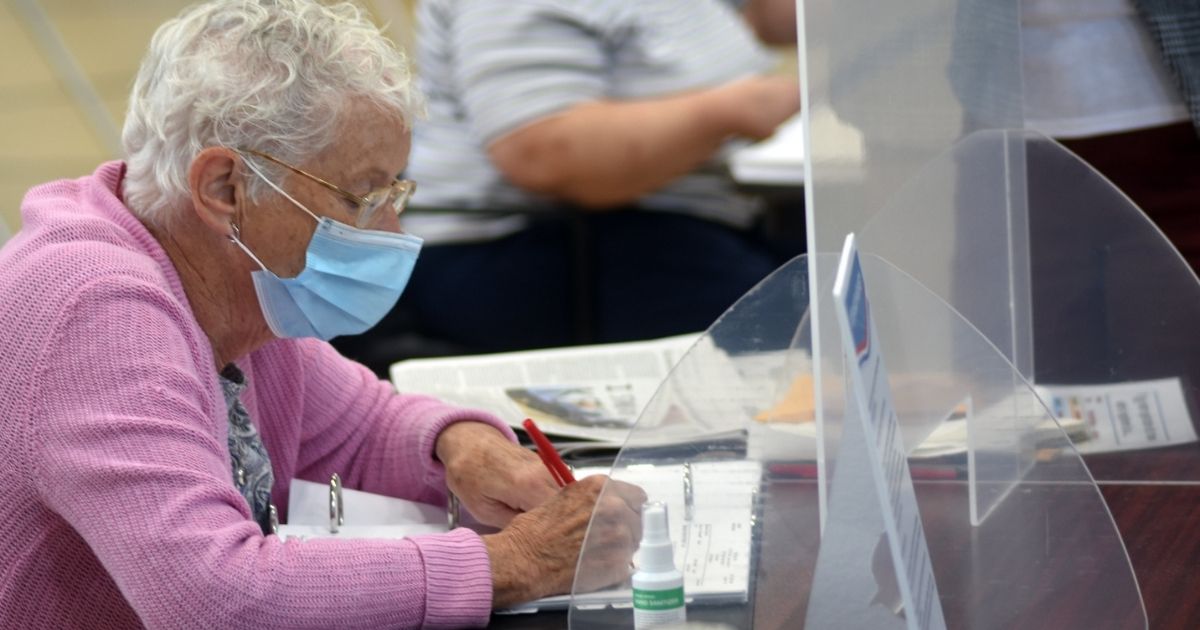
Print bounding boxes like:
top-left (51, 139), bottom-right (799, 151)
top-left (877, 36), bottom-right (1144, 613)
top-left (504, 460), bottom-right (762, 613)
top-left (727, 113), bottom-right (806, 186)
top-left (1035, 378), bottom-right (1197, 454)
top-left (277, 478), bottom-right (448, 541)
top-left (389, 333), bottom-right (701, 442)
top-left (727, 106), bottom-right (865, 186)
top-left (281, 462), bottom-right (761, 614)
top-left (278, 523), bottom-right (446, 540)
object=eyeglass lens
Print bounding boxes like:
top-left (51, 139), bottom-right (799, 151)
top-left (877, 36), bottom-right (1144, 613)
top-left (356, 181), bottom-right (414, 229)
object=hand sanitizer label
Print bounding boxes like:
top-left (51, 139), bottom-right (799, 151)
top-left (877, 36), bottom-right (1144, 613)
top-left (633, 587), bottom-right (685, 610)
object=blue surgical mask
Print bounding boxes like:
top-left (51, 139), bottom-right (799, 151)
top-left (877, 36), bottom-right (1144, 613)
top-left (229, 158), bottom-right (423, 340)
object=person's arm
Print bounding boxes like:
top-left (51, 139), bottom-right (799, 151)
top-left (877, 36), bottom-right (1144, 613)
top-left (288, 343), bottom-right (646, 606)
top-left (290, 340), bottom-right (559, 526)
top-left (286, 339), bottom-right (519, 505)
top-left (488, 75), bottom-right (800, 209)
top-left (447, 1), bottom-right (799, 209)
top-left (741, 0), bottom-right (799, 46)
top-left (32, 277), bottom-right (492, 629)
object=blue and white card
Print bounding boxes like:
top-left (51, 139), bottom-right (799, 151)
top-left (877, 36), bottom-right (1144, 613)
top-left (831, 234), bottom-right (946, 630)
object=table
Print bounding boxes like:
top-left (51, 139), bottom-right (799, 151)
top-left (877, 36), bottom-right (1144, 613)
top-left (488, 446), bottom-right (1200, 629)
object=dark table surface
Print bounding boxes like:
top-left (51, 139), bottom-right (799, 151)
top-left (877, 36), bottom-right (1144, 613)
top-left (487, 445), bottom-right (1200, 629)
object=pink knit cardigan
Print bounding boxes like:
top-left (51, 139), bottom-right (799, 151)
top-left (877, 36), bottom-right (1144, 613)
top-left (0, 162), bottom-right (514, 629)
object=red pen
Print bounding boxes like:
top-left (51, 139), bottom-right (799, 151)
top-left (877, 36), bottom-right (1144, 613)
top-left (522, 418), bottom-right (576, 487)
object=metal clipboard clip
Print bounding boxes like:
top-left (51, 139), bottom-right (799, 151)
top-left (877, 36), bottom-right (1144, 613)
top-left (683, 462), bottom-right (695, 522)
top-left (447, 491), bottom-right (461, 530)
top-left (328, 473), bottom-right (344, 534)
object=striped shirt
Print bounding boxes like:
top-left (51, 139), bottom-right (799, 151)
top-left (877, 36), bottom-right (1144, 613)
top-left (1022, 0), bottom-right (1188, 138)
top-left (405, 0), bottom-right (776, 243)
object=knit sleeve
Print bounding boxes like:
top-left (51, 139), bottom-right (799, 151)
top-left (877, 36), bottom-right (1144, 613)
top-left (288, 339), bottom-right (518, 506)
top-left (29, 276), bottom-right (493, 629)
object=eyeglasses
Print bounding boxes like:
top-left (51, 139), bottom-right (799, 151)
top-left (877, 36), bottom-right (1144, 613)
top-left (239, 148), bottom-right (416, 230)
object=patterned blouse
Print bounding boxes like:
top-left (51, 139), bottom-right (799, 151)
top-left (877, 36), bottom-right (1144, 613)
top-left (219, 364), bottom-right (276, 535)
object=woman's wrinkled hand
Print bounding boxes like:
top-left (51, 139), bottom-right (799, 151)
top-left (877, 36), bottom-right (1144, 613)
top-left (483, 476), bottom-right (647, 608)
top-left (435, 421), bottom-right (560, 527)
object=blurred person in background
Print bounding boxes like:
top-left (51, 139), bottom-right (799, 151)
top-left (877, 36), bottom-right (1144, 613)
top-left (334, 0), bottom-right (803, 373)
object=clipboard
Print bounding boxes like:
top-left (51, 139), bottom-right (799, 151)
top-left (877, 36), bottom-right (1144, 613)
top-left (277, 463), bottom-right (762, 615)
top-left (276, 474), bottom-right (450, 540)
top-left (500, 460), bottom-right (763, 613)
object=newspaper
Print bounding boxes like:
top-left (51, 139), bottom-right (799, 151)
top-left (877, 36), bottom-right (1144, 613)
top-left (1035, 377), bottom-right (1196, 454)
top-left (391, 328), bottom-right (1197, 458)
top-left (389, 334), bottom-right (702, 442)
top-left (890, 377), bottom-right (1195, 461)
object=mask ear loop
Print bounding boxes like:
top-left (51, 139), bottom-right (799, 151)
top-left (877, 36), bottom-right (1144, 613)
top-left (237, 150), bottom-right (323, 225)
top-left (228, 224), bottom-right (272, 273)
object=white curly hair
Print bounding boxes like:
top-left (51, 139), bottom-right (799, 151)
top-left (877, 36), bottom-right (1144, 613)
top-left (121, 0), bottom-right (422, 228)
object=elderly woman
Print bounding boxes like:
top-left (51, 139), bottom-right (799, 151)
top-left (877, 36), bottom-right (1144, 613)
top-left (0, 1), bottom-right (643, 628)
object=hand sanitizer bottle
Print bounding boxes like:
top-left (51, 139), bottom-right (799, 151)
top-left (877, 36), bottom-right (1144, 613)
top-left (632, 501), bottom-right (686, 628)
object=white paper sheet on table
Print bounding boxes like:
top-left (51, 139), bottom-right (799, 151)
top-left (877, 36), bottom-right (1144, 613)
top-left (277, 478), bottom-right (448, 540)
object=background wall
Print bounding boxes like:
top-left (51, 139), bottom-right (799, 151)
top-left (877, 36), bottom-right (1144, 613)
top-left (0, 0), bottom-right (418, 234)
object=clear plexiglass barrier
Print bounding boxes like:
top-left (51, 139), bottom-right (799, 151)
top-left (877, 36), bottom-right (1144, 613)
top-left (567, 249), bottom-right (1145, 628)
top-left (801, 0), bottom-right (1031, 530)
top-left (558, 0), bottom-right (1200, 618)
top-left (1017, 133), bottom-right (1200, 483)
top-left (845, 130), bottom-right (1200, 488)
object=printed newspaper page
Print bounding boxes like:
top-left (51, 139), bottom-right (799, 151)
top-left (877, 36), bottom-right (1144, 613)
top-left (389, 334), bottom-right (702, 442)
top-left (1035, 377), bottom-right (1196, 454)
